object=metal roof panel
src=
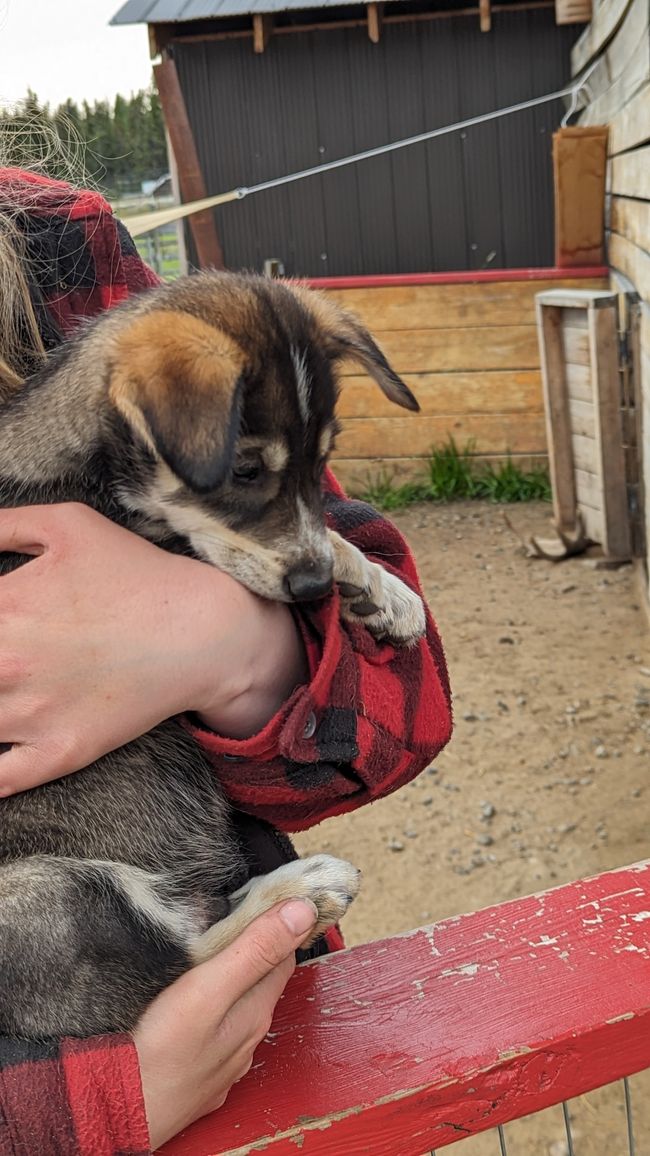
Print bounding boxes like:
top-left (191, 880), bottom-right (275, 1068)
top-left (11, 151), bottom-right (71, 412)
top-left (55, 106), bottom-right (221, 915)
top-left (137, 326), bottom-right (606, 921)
top-left (112, 0), bottom-right (407, 22)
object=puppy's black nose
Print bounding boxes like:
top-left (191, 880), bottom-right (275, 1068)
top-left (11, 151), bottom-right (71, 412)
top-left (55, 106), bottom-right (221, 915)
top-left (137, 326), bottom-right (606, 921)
top-left (284, 562), bottom-right (334, 602)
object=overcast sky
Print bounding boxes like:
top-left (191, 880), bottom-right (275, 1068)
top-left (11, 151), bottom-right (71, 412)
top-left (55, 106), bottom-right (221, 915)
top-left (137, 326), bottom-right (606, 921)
top-left (0, 0), bottom-right (154, 109)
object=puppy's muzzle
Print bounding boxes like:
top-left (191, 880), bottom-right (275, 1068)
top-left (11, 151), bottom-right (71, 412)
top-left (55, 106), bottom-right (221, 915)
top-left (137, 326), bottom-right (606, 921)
top-left (284, 559), bottom-right (334, 602)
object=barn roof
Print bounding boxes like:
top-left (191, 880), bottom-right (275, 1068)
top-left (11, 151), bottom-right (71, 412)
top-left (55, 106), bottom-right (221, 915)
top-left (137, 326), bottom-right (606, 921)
top-left (111, 0), bottom-right (397, 20)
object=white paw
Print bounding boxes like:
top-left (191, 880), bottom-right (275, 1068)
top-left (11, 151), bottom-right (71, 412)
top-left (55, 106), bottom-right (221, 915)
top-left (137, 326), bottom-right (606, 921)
top-left (229, 854), bottom-right (360, 942)
top-left (339, 564), bottom-right (426, 646)
top-left (329, 530), bottom-right (426, 646)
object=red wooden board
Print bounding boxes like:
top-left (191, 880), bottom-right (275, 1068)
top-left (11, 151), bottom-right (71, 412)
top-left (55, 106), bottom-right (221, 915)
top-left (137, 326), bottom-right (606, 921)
top-left (162, 860), bottom-right (650, 1155)
top-left (306, 266), bottom-right (608, 290)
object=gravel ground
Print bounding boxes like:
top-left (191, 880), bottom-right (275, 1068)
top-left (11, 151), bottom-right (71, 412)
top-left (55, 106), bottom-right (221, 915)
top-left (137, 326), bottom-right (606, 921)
top-left (294, 499), bottom-right (650, 1154)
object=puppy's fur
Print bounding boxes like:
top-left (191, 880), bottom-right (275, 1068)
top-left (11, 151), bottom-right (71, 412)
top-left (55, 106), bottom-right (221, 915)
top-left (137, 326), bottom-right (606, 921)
top-left (0, 272), bottom-right (424, 1038)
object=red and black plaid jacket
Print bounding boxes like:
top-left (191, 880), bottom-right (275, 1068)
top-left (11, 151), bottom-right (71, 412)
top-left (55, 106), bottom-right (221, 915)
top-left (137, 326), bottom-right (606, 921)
top-left (0, 171), bottom-right (452, 1154)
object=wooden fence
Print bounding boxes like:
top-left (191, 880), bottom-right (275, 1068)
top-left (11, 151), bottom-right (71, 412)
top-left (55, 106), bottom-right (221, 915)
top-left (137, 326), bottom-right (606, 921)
top-left (161, 859), bottom-right (650, 1155)
top-left (310, 267), bottom-right (608, 494)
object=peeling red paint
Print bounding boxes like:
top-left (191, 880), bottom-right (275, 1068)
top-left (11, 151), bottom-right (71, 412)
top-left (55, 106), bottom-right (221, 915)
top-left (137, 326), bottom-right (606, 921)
top-left (163, 860), bottom-right (650, 1156)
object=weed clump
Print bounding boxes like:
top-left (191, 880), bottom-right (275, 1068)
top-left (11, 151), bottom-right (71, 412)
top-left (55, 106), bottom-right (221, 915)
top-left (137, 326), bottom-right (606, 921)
top-left (358, 440), bottom-right (551, 510)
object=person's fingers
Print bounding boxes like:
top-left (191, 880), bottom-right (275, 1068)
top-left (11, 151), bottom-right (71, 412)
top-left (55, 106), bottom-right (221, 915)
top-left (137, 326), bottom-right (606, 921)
top-left (190, 898), bottom-right (318, 1009)
top-left (147, 899), bottom-right (317, 1029)
top-left (217, 949), bottom-right (296, 1043)
top-left (0, 739), bottom-right (75, 795)
top-left (0, 505), bottom-right (54, 556)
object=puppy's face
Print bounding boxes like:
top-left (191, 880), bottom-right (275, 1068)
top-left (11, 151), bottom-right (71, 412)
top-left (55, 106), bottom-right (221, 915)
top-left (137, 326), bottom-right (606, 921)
top-left (108, 273), bottom-right (417, 602)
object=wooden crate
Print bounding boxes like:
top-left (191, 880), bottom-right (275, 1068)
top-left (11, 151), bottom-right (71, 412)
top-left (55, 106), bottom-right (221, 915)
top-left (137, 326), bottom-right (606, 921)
top-left (536, 288), bottom-right (632, 557)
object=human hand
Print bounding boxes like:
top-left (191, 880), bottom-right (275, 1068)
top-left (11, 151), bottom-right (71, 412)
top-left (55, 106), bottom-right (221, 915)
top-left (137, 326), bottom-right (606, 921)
top-left (133, 897), bottom-right (318, 1150)
top-left (0, 503), bottom-right (307, 794)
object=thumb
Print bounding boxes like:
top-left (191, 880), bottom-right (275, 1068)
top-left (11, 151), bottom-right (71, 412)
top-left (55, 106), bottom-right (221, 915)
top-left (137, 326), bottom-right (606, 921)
top-left (189, 899), bottom-right (319, 1010)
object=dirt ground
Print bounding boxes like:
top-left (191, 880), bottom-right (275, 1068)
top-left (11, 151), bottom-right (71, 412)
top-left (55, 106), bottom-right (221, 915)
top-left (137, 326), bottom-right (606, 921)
top-left (294, 499), bottom-right (650, 1154)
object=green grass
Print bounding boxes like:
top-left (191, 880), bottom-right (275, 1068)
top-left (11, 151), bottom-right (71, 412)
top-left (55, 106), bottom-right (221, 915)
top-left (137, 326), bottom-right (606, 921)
top-left (358, 439), bottom-right (551, 510)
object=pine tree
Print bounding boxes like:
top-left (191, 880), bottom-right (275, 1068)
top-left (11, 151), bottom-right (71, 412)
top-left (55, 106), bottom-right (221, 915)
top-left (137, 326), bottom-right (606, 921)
top-left (1, 87), bottom-right (168, 197)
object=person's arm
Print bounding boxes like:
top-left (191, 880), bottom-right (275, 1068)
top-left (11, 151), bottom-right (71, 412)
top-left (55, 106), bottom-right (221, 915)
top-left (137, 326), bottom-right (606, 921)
top-left (0, 899), bottom-right (317, 1155)
top-left (0, 477), bottom-right (452, 814)
top-left (190, 468), bottom-right (453, 832)
top-left (0, 503), bottom-right (307, 794)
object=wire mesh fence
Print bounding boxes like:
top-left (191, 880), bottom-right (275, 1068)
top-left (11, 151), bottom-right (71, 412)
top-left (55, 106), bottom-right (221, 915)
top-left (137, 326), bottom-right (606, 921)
top-left (430, 1072), bottom-right (649, 1155)
top-left (134, 225), bottom-right (182, 281)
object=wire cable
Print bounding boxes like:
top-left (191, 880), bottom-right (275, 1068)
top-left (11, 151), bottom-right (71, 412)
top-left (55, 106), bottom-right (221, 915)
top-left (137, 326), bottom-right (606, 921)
top-left (124, 59), bottom-right (599, 236)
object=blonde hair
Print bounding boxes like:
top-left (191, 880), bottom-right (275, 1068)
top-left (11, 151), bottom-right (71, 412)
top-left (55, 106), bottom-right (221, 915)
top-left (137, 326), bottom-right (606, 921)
top-left (0, 213), bottom-right (47, 394)
top-left (0, 109), bottom-right (94, 397)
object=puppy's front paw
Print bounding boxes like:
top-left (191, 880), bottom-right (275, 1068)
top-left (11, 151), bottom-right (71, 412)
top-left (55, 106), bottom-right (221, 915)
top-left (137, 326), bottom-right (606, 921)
top-left (294, 854), bottom-right (361, 944)
top-left (329, 532), bottom-right (426, 645)
top-left (228, 854), bottom-right (361, 945)
top-left (340, 565), bottom-right (426, 646)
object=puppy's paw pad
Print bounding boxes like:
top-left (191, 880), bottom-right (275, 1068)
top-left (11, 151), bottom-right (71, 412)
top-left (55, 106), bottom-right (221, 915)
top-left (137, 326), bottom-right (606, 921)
top-left (292, 854), bottom-right (361, 939)
top-left (228, 854), bottom-right (360, 936)
top-left (341, 570), bottom-right (426, 646)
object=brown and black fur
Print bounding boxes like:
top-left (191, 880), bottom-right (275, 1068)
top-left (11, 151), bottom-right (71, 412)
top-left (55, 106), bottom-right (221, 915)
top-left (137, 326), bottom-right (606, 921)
top-left (0, 272), bottom-right (421, 1039)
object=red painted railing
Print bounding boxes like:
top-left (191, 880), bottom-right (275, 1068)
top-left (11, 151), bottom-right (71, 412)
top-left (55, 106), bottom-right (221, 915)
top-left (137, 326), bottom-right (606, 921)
top-left (306, 265), bottom-right (608, 290)
top-left (162, 859), bottom-right (650, 1155)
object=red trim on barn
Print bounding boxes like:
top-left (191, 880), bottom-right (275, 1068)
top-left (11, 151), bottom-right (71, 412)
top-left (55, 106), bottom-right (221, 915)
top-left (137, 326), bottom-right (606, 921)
top-left (162, 860), bottom-right (650, 1155)
top-left (305, 265), bottom-right (608, 290)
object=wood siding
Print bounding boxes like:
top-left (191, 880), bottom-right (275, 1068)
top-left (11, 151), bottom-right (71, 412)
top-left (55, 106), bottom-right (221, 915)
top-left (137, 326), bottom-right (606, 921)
top-left (172, 8), bottom-right (577, 278)
top-left (572, 0), bottom-right (650, 578)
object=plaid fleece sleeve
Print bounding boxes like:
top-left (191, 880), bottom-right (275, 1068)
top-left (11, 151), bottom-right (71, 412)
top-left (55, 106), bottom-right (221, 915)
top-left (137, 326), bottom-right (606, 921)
top-left (0, 1035), bottom-right (150, 1155)
top-left (190, 469), bottom-right (453, 832)
top-left (3, 169), bottom-right (162, 345)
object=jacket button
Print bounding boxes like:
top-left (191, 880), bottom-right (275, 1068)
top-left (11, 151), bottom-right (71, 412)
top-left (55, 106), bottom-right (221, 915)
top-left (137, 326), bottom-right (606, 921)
top-left (303, 711), bottom-right (317, 739)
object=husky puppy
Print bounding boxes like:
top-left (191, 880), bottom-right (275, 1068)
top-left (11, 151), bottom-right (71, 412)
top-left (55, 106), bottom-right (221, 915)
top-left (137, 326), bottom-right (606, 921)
top-left (0, 272), bottom-right (424, 1038)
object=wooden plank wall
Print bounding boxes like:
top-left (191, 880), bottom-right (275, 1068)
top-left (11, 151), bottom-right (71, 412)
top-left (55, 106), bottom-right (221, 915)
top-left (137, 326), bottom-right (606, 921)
top-left (322, 276), bottom-right (607, 493)
top-left (572, 0), bottom-right (650, 574)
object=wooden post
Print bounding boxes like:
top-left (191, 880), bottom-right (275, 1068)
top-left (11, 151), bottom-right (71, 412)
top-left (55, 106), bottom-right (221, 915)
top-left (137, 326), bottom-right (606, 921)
top-left (588, 302), bottom-right (633, 558)
top-left (537, 300), bottom-right (577, 531)
top-left (555, 0), bottom-right (592, 23)
top-left (253, 13), bottom-right (273, 52)
top-left (367, 2), bottom-right (384, 42)
top-left (629, 300), bottom-right (646, 559)
top-left (153, 57), bottom-right (225, 270)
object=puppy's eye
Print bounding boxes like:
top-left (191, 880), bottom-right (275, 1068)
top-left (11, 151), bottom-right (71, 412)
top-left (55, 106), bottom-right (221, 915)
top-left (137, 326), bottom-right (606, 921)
top-left (232, 458), bottom-right (264, 485)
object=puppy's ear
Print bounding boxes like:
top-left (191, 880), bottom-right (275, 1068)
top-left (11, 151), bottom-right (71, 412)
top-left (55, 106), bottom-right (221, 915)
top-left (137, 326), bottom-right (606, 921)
top-left (289, 285), bottom-right (419, 412)
top-left (109, 310), bottom-right (246, 492)
top-left (331, 317), bottom-right (419, 412)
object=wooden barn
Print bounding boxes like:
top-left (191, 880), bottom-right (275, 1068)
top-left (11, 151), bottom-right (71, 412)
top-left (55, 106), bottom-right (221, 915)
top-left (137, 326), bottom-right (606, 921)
top-left (112, 0), bottom-right (587, 277)
top-left (113, 0), bottom-right (605, 488)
